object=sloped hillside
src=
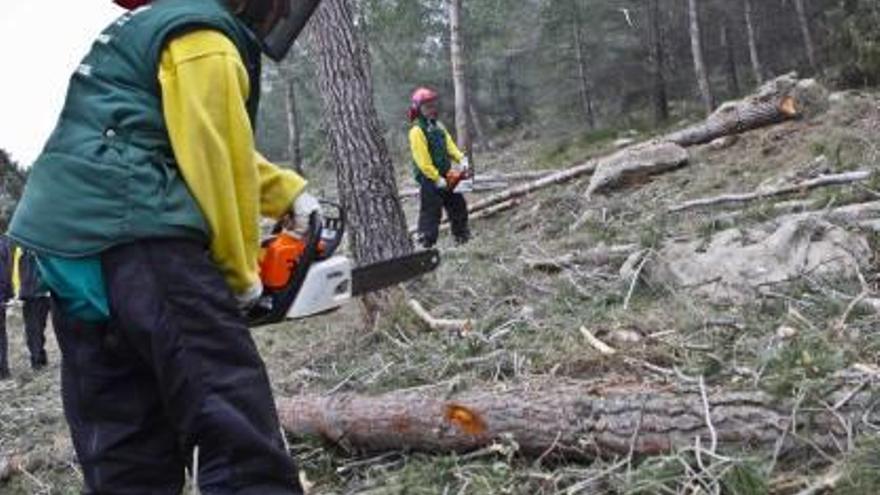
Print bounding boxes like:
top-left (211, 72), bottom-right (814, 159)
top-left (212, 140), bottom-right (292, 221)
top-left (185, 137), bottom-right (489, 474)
top-left (2, 81), bottom-right (880, 494)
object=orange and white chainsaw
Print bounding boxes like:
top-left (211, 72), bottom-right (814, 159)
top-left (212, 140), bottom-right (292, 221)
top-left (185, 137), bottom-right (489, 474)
top-left (247, 202), bottom-right (440, 327)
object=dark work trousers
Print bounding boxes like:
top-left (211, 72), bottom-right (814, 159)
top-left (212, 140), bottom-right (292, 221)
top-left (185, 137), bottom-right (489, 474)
top-left (51, 239), bottom-right (302, 494)
top-left (22, 296), bottom-right (50, 368)
top-left (0, 303), bottom-right (7, 375)
top-left (417, 177), bottom-right (470, 247)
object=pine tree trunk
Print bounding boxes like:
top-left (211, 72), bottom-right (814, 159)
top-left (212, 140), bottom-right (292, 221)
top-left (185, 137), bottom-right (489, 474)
top-left (449, 0), bottom-right (471, 159)
top-left (504, 55), bottom-right (521, 128)
top-left (572, 16), bottom-right (596, 129)
top-left (467, 102), bottom-right (486, 150)
top-left (743, 0), bottom-right (763, 84)
top-left (793, 0), bottom-right (818, 73)
top-left (309, 0), bottom-right (412, 265)
top-left (721, 25), bottom-right (740, 97)
top-left (648, 0), bottom-right (669, 124)
top-left (283, 74), bottom-right (303, 174)
top-left (688, 0), bottom-right (715, 115)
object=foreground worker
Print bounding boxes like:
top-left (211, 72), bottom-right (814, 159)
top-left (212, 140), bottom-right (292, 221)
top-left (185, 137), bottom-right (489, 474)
top-left (408, 88), bottom-right (471, 248)
top-left (8, 0), bottom-right (322, 492)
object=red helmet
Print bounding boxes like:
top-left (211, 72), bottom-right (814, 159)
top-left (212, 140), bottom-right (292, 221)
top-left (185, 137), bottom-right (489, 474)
top-left (114, 0), bottom-right (151, 8)
top-left (408, 87), bottom-right (438, 121)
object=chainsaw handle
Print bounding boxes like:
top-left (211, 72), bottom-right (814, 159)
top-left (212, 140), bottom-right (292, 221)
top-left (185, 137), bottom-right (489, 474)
top-left (317, 200), bottom-right (345, 260)
top-left (247, 212), bottom-right (322, 327)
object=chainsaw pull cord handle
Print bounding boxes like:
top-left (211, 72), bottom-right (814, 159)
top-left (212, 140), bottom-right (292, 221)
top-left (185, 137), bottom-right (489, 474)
top-left (247, 212), bottom-right (322, 327)
top-left (316, 200), bottom-right (345, 260)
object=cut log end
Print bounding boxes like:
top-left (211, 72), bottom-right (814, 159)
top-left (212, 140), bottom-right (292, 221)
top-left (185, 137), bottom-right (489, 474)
top-left (779, 95), bottom-right (799, 118)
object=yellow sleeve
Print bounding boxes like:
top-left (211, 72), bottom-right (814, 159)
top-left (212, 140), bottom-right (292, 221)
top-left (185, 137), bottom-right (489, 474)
top-left (256, 152), bottom-right (307, 219)
top-left (409, 126), bottom-right (441, 182)
top-left (12, 247), bottom-right (21, 297)
top-left (444, 129), bottom-right (465, 163)
top-left (159, 30), bottom-right (306, 295)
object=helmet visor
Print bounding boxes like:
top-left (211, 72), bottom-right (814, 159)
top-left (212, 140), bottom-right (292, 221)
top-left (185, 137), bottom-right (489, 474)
top-left (261, 0), bottom-right (322, 61)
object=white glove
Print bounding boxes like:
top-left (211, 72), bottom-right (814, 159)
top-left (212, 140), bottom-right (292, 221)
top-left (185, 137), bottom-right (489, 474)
top-left (291, 192), bottom-right (322, 237)
top-left (435, 177), bottom-right (448, 190)
top-left (236, 280), bottom-right (263, 311)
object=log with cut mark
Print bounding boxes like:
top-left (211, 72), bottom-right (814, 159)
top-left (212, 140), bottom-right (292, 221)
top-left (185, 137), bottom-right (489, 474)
top-left (278, 378), bottom-right (877, 459)
top-left (662, 95), bottom-right (798, 147)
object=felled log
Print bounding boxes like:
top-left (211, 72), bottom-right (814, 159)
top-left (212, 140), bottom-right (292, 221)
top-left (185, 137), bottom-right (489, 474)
top-left (584, 142), bottom-right (689, 197)
top-left (399, 171), bottom-right (562, 198)
top-left (399, 179), bottom-right (510, 199)
top-left (663, 96), bottom-right (797, 147)
top-left (668, 170), bottom-right (873, 212)
top-left (661, 74), bottom-right (816, 147)
top-left (278, 377), bottom-right (877, 459)
top-left (466, 160), bottom-right (599, 215)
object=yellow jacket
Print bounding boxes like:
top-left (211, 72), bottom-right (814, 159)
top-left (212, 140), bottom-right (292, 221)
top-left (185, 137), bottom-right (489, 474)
top-left (159, 30), bottom-right (307, 296)
top-left (409, 124), bottom-right (464, 182)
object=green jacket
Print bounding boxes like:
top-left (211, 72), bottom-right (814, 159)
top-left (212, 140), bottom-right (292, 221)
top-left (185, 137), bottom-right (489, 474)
top-left (9, 0), bottom-right (262, 257)
top-left (412, 117), bottom-right (453, 182)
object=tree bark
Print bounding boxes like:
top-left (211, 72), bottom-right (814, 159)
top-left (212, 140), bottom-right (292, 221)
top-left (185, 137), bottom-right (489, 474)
top-left (648, 0), bottom-right (669, 124)
top-left (309, 0), bottom-right (412, 265)
top-left (743, 0), bottom-right (763, 84)
top-left (283, 71), bottom-right (303, 173)
top-left (449, 0), bottom-right (471, 159)
top-left (721, 24), bottom-right (740, 97)
top-left (278, 378), bottom-right (879, 459)
top-left (688, 0), bottom-right (715, 115)
top-left (793, 0), bottom-right (818, 73)
top-left (504, 55), bottom-right (522, 127)
top-left (572, 7), bottom-right (596, 129)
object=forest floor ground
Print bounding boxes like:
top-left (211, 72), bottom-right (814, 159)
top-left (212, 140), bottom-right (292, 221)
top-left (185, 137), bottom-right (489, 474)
top-left (3, 88), bottom-right (880, 494)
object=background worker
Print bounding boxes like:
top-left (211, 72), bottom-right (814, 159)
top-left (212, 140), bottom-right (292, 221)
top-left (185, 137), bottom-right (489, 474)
top-left (408, 87), bottom-right (471, 248)
top-left (13, 246), bottom-right (50, 371)
top-left (0, 234), bottom-right (12, 380)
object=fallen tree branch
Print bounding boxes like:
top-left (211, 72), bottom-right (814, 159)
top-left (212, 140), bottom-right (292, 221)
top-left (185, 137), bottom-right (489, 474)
top-left (579, 327), bottom-right (616, 355)
top-left (407, 299), bottom-right (472, 334)
top-left (793, 466), bottom-right (843, 495)
top-left (522, 243), bottom-right (639, 272)
top-left (278, 377), bottom-right (878, 460)
top-left (669, 171), bottom-right (873, 213)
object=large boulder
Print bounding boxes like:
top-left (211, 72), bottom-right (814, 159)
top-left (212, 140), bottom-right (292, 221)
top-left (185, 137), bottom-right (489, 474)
top-left (647, 212), bottom-right (873, 304)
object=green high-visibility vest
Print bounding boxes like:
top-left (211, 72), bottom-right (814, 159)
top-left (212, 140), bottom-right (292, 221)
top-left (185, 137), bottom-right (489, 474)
top-left (9, 0), bottom-right (262, 257)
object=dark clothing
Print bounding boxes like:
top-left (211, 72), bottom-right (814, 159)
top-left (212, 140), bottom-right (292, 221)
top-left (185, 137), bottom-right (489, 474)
top-left (22, 297), bottom-right (49, 369)
top-left (417, 176), bottom-right (470, 247)
top-left (0, 236), bottom-right (12, 302)
top-left (0, 304), bottom-right (8, 376)
top-left (53, 239), bottom-right (301, 494)
top-left (1, 237), bottom-right (12, 377)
